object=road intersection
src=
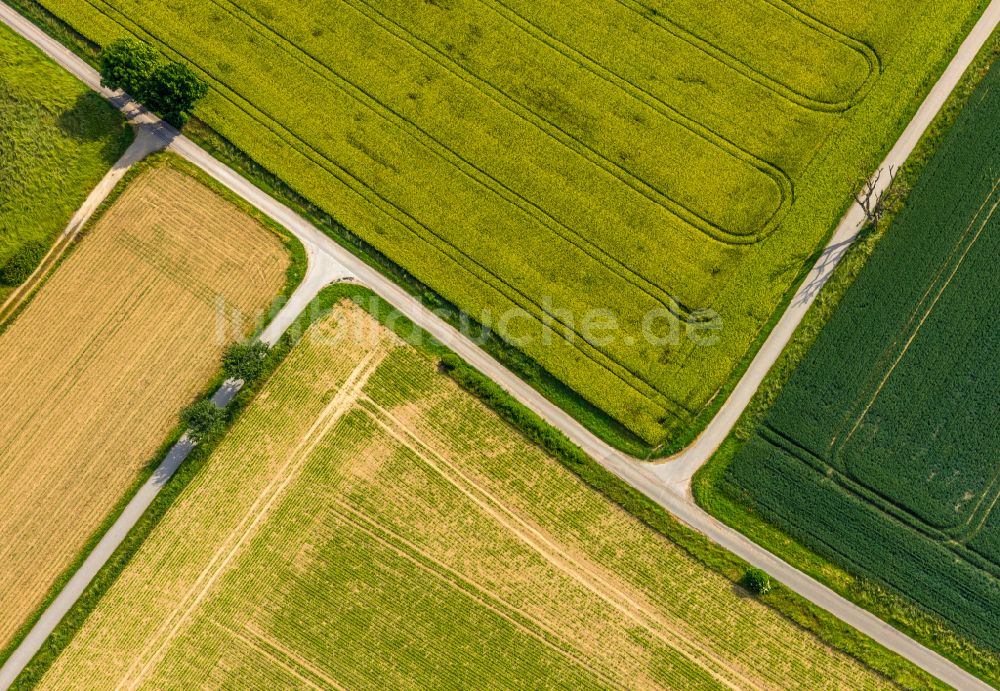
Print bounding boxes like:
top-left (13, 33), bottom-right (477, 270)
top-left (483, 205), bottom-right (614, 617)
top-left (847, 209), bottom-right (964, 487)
top-left (1, 2), bottom-right (998, 687)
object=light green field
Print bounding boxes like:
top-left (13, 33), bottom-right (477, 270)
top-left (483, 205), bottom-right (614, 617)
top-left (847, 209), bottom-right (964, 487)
top-left (26, 0), bottom-right (989, 447)
top-left (38, 300), bottom-right (895, 689)
top-left (0, 21), bottom-right (130, 295)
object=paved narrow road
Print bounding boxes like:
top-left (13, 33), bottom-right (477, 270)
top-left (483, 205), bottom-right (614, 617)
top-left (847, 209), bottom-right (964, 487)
top-left (0, 142), bottom-right (355, 691)
top-left (1, 2), bottom-right (998, 688)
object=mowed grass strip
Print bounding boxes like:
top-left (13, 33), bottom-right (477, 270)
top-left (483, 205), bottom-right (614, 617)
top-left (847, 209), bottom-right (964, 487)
top-left (0, 163), bottom-right (288, 652)
top-left (39, 300), bottom-right (895, 690)
top-left (25, 0), bottom-right (988, 446)
top-left (0, 21), bottom-right (130, 298)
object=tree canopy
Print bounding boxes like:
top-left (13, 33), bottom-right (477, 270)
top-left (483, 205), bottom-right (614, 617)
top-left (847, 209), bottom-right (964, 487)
top-left (98, 37), bottom-right (158, 96)
top-left (221, 340), bottom-right (270, 383)
top-left (98, 38), bottom-right (207, 128)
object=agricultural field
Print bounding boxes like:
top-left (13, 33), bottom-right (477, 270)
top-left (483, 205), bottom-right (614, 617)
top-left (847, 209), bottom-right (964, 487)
top-left (724, 58), bottom-right (1000, 652)
top-left (0, 161), bottom-right (289, 655)
top-left (26, 0), bottom-right (990, 446)
top-left (36, 298), bottom-right (897, 690)
top-left (0, 21), bottom-right (130, 300)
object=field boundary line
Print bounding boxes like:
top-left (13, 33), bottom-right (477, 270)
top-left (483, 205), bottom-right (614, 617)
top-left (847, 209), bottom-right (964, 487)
top-left (358, 396), bottom-right (758, 690)
top-left (2, 0), bottom-right (997, 686)
top-left (72, 0), bottom-right (692, 420)
top-left (120, 349), bottom-right (385, 689)
top-left (0, 124), bottom-right (165, 329)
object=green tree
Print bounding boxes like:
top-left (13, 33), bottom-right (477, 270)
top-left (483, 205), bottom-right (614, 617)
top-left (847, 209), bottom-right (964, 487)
top-left (180, 400), bottom-right (225, 443)
top-left (143, 61), bottom-right (208, 128)
top-left (98, 37), bottom-right (159, 97)
top-left (222, 340), bottom-right (270, 383)
top-left (742, 568), bottom-right (773, 596)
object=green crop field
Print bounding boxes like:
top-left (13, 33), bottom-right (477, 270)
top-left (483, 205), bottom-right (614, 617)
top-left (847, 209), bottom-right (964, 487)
top-left (37, 299), bottom-right (896, 689)
top-left (26, 0), bottom-right (988, 446)
top-left (0, 21), bottom-right (129, 297)
top-left (725, 59), bottom-right (1000, 652)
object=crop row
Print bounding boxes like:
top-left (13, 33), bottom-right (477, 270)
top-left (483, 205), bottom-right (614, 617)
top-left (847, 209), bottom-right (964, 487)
top-left (0, 164), bottom-right (288, 652)
top-left (39, 301), bottom-right (893, 689)
top-left (32, 0), bottom-right (988, 444)
top-left (727, 438), bottom-right (1000, 649)
top-left (727, 57), bottom-right (1000, 650)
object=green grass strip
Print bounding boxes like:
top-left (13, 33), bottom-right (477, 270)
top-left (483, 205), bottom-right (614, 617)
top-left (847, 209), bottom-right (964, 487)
top-left (693, 28), bottom-right (1000, 688)
top-left (0, 151), bottom-right (306, 675)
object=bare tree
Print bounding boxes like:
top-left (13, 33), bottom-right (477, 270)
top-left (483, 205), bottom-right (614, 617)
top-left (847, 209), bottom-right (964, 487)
top-left (855, 166), bottom-right (900, 227)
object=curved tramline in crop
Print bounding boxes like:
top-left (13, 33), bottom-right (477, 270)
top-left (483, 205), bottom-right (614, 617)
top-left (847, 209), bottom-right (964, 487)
top-left (725, 59), bottom-right (1000, 656)
top-left (28, 0), bottom-right (991, 452)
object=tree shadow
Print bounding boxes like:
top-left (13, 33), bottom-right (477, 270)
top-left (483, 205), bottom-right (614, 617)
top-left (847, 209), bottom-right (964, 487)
top-left (731, 581), bottom-right (753, 599)
top-left (55, 91), bottom-right (132, 166)
top-left (792, 234), bottom-right (859, 307)
top-left (55, 91), bottom-right (114, 141)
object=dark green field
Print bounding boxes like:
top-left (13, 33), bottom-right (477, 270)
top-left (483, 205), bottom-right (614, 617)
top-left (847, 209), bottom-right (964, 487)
top-left (726, 59), bottom-right (1000, 650)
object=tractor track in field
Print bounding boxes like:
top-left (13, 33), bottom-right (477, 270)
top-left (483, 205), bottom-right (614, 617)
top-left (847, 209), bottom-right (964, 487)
top-left (0, 1), bottom-right (998, 689)
top-left (0, 122), bottom-right (167, 329)
top-left (72, 0), bottom-right (700, 420)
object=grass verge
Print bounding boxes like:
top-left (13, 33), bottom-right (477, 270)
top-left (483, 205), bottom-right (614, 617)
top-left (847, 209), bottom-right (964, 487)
top-left (693, 28), bottom-right (1000, 688)
top-left (12, 283), bottom-right (941, 689)
top-left (8, 283), bottom-right (347, 689)
top-left (1, 0), bottom-right (993, 460)
top-left (0, 151), bottom-right (306, 672)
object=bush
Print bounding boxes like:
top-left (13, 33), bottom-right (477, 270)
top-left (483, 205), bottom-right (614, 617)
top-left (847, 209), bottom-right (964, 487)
top-left (0, 240), bottom-right (49, 286)
top-left (179, 399), bottom-right (225, 443)
top-left (222, 340), bottom-right (270, 383)
top-left (742, 568), bottom-right (773, 596)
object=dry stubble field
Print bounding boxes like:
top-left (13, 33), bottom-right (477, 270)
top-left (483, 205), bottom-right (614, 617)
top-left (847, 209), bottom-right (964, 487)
top-left (39, 299), bottom-right (895, 690)
top-left (0, 162), bottom-right (288, 653)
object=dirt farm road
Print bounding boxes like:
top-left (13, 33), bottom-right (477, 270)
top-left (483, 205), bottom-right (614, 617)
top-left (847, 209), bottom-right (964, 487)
top-left (0, 120), bottom-right (167, 325)
top-left (1, 1), bottom-right (999, 688)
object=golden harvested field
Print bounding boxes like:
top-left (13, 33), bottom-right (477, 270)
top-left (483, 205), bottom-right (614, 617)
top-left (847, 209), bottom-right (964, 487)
top-left (0, 163), bottom-right (288, 652)
top-left (41, 299), bottom-right (893, 689)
